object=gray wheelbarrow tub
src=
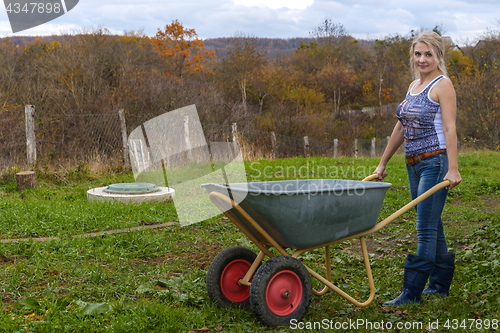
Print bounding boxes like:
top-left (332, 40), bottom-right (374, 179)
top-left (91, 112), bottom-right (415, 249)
top-left (202, 179), bottom-right (392, 249)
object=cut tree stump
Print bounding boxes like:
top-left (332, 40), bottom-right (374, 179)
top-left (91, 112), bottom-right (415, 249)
top-left (16, 171), bottom-right (37, 191)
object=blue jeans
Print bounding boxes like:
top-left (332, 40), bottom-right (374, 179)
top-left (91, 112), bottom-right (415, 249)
top-left (406, 154), bottom-right (449, 260)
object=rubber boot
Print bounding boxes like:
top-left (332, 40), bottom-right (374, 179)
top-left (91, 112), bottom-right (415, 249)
top-left (384, 254), bottom-right (434, 306)
top-left (423, 252), bottom-right (455, 297)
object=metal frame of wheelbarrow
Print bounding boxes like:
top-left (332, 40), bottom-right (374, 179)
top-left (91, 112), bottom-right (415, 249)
top-left (208, 175), bottom-right (450, 307)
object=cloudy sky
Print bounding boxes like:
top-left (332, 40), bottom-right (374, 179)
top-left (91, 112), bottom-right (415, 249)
top-left (1, 0), bottom-right (499, 44)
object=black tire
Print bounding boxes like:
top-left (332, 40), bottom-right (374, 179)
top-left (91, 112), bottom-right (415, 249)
top-left (206, 246), bottom-right (258, 309)
top-left (250, 256), bottom-right (312, 327)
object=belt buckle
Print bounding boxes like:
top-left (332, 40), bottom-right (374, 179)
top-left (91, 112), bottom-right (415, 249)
top-left (422, 149), bottom-right (441, 160)
top-left (407, 155), bottom-right (418, 166)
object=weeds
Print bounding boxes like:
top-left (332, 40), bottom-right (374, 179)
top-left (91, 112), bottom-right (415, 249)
top-left (0, 151), bottom-right (499, 332)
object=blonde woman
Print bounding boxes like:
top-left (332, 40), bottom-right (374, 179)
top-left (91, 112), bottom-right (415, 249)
top-left (373, 30), bottom-right (462, 306)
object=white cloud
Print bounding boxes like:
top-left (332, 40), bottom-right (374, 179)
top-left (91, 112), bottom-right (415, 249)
top-left (0, 0), bottom-right (498, 44)
top-left (233, 0), bottom-right (313, 10)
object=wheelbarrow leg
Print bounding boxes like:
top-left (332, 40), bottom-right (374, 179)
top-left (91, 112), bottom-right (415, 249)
top-left (300, 236), bottom-right (376, 307)
top-left (359, 236), bottom-right (376, 305)
top-left (239, 251), bottom-right (266, 287)
top-left (312, 245), bottom-right (331, 296)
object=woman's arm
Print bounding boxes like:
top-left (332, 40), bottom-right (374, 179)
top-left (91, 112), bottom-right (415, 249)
top-left (373, 81), bottom-right (417, 180)
top-left (373, 121), bottom-right (404, 180)
top-left (434, 78), bottom-right (462, 189)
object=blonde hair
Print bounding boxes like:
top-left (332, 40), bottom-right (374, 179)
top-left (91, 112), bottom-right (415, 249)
top-left (410, 30), bottom-right (447, 79)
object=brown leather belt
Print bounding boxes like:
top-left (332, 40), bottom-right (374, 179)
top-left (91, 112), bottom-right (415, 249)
top-left (406, 149), bottom-right (446, 166)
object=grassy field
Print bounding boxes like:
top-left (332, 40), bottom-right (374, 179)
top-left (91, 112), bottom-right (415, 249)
top-left (0, 151), bottom-right (499, 332)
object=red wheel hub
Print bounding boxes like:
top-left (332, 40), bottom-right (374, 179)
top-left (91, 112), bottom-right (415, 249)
top-left (265, 270), bottom-right (303, 316)
top-left (220, 259), bottom-right (252, 303)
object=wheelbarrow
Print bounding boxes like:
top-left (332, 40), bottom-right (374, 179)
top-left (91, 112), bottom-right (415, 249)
top-left (202, 175), bottom-right (450, 327)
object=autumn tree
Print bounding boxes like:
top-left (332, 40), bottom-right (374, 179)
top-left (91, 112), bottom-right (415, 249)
top-left (0, 39), bottom-right (21, 111)
top-left (315, 58), bottom-right (355, 112)
top-left (247, 60), bottom-right (300, 114)
top-left (215, 35), bottom-right (266, 116)
top-left (151, 20), bottom-right (215, 78)
top-left (453, 35), bottom-right (500, 149)
top-left (291, 37), bottom-right (367, 112)
top-left (368, 35), bottom-right (412, 108)
top-left (446, 49), bottom-right (473, 80)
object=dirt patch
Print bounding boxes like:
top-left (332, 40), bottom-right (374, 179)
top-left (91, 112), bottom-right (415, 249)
top-left (0, 255), bottom-right (12, 263)
top-left (182, 243), bottom-right (224, 269)
top-left (340, 223), bottom-right (479, 259)
top-left (1, 294), bottom-right (17, 307)
top-left (0, 255), bottom-right (26, 264)
top-left (448, 195), bottom-right (500, 214)
top-left (341, 233), bottom-right (418, 258)
top-left (143, 242), bottom-right (223, 270)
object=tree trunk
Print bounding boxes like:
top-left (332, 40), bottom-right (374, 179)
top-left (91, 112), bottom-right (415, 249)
top-left (16, 171), bottom-right (37, 191)
top-left (239, 78), bottom-right (247, 114)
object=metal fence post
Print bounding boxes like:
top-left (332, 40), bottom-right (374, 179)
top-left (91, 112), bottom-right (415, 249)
top-left (333, 139), bottom-right (338, 158)
top-left (118, 109), bottom-right (129, 166)
top-left (25, 105), bottom-right (36, 165)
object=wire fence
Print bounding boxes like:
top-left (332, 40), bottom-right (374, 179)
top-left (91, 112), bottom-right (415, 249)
top-left (39, 113), bottom-right (123, 159)
top-left (0, 109), bottom-right (124, 168)
top-left (2, 107), bottom-right (476, 171)
top-left (0, 110), bottom-right (26, 167)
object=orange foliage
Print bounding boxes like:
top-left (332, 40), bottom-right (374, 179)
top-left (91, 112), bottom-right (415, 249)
top-left (382, 87), bottom-right (392, 101)
top-left (151, 20), bottom-right (215, 77)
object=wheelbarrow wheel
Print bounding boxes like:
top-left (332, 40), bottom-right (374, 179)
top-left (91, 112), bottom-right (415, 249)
top-left (250, 256), bottom-right (312, 327)
top-left (206, 246), bottom-right (258, 309)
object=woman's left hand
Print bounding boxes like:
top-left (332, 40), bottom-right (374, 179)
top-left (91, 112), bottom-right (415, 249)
top-left (444, 169), bottom-right (462, 190)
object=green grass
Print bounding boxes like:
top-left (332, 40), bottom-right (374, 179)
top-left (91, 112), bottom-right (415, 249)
top-left (0, 151), bottom-right (499, 332)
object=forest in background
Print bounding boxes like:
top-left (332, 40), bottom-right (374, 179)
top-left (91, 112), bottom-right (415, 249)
top-left (0, 19), bottom-right (499, 163)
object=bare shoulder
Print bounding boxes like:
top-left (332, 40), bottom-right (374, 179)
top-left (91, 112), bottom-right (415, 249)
top-left (435, 76), bottom-right (456, 94)
top-left (406, 79), bottom-right (419, 94)
top-left (432, 76), bottom-right (456, 103)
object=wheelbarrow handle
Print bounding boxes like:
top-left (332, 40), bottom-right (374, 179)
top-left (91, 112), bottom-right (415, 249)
top-left (362, 174), bottom-right (379, 182)
top-left (302, 178), bottom-right (450, 250)
top-left (363, 173), bottom-right (451, 190)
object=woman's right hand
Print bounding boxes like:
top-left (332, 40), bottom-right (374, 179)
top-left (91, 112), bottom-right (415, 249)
top-left (373, 165), bottom-right (388, 181)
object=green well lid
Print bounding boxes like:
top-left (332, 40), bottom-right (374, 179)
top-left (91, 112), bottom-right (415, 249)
top-left (104, 183), bottom-right (160, 194)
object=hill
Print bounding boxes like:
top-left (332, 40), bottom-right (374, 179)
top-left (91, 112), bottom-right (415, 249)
top-left (203, 37), bottom-right (376, 58)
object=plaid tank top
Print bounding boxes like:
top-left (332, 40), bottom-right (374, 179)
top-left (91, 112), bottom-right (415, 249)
top-left (396, 75), bottom-right (447, 156)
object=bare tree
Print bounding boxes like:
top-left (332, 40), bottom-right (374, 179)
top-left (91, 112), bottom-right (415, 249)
top-left (215, 33), bottom-right (266, 118)
top-left (310, 19), bottom-right (349, 45)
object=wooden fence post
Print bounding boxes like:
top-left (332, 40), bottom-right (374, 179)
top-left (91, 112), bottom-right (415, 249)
top-left (270, 132), bottom-right (277, 160)
top-left (371, 137), bottom-right (376, 158)
top-left (303, 136), bottom-right (310, 157)
top-left (184, 116), bottom-right (193, 160)
top-left (118, 110), bottom-right (129, 166)
top-left (232, 123), bottom-right (240, 155)
top-left (25, 105), bottom-right (36, 165)
top-left (354, 139), bottom-right (358, 158)
top-left (333, 139), bottom-right (338, 158)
